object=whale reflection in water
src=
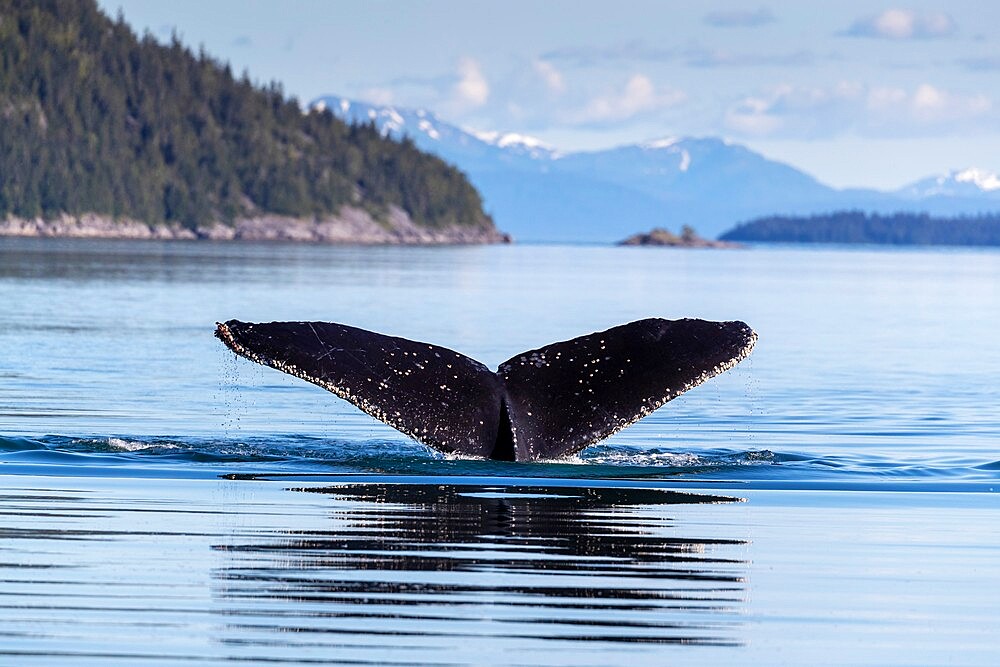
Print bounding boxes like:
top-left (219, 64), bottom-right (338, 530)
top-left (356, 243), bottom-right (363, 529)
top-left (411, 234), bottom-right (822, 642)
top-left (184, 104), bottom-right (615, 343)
top-left (213, 481), bottom-right (749, 660)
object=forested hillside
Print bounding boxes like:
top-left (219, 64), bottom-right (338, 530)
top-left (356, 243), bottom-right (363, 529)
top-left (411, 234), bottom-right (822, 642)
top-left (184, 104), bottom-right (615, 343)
top-left (720, 211), bottom-right (1000, 246)
top-left (0, 0), bottom-right (495, 234)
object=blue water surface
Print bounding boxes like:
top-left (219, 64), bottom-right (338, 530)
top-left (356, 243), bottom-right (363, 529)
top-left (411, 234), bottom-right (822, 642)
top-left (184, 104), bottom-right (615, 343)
top-left (1, 237), bottom-right (999, 666)
top-left (1, 237), bottom-right (998, 488)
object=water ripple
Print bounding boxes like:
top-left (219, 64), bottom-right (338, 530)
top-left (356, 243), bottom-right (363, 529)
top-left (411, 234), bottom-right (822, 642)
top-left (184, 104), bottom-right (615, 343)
top-left (0, 476), bottom-right (750, 665)
top-left (1, 434), bottom-right (998, 490)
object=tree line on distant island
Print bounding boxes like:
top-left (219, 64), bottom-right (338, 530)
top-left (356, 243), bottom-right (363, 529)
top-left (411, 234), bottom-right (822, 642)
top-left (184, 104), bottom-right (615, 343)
top-left (720, 210), bottom-right (1000, 246)
top-left (0, 0), bottom-right (492, 231)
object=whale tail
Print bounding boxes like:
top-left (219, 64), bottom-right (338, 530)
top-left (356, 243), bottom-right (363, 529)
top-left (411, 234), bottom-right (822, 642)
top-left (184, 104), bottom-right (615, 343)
top-left (216, 318), bottom-right (756, 462)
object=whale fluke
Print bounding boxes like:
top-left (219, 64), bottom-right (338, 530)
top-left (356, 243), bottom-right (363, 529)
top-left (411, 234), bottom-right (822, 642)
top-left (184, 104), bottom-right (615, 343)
top-left (216, 318), bottom-right (756, 462)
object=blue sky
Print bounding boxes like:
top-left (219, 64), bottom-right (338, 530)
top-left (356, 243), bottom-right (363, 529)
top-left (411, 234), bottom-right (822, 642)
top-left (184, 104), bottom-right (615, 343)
top-left (98, 1), bottom-right (1000, 189)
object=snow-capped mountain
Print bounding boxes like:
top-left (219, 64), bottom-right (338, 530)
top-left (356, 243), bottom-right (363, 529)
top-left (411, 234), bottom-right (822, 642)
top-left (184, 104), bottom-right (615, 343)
top-left (312, 96), bottom-right (558, 166)
top-left (313, 95), bottom-right (1000, 242)
top-left (897, 168), bottom-right (1000, 199)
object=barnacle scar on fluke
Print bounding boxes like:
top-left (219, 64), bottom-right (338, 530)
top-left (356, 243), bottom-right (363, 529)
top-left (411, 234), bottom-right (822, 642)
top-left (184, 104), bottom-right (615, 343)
top-left (215, 318), bottom-right (757, 462)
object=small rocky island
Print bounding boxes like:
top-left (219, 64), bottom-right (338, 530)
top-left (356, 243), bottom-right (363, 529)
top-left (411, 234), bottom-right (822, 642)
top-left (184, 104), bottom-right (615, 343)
top-left (618, 226), bottom-right (739, 248)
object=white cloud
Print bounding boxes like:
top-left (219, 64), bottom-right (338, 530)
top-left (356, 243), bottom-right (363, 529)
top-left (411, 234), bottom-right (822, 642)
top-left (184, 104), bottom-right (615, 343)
top-left (844, 9), bottom-right (956, 39)
top-left (573, 74), bottom-right (686, 124)
top-left (873, 9), bottom-right (918, 38)
top-left (725, 94), bottom-right (786, 135)
top-left (724, 82), bottom-right (992, 138)
top-left (533, 60), bottom-right (566, 94)
top-left (908, 83), bottom-right (990, 121)
top-left (864, 83), bottom-right (991, 125)
top-left (358, 87), bottom-right (395, 106)
top-left (912, 83), bottom-right (944, 110)
top-left (452, 57), bottom-right (489, 109)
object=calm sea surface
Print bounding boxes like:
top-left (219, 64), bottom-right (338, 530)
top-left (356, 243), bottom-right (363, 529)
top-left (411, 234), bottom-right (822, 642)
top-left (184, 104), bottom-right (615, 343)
top-left (1, 237), bottom-right (998, 665)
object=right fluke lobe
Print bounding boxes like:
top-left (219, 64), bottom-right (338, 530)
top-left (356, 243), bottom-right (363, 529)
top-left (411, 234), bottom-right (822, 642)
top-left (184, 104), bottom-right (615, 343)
top-left (498, 318), bottom-right (757, 460)
top-left (216, 317), bottom-right (756, 461)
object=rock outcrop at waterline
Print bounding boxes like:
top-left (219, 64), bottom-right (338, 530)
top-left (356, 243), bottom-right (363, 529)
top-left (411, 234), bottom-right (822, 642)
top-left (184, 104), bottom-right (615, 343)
top-left (618, 226), bottom-right (739, 248)
top-left (0, 207), bottom-right (511, 245)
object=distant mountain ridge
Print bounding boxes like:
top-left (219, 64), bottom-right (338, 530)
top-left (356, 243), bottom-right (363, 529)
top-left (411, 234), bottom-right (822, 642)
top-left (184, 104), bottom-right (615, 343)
top-left (314, 95), bottom-right (1000, 242)
top-left (896, 168), bottom-right (1000, 199)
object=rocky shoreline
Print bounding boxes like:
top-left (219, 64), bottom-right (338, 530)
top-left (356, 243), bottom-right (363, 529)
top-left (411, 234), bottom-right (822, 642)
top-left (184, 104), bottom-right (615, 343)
top-left (0, 206), bottom-right (511, 245)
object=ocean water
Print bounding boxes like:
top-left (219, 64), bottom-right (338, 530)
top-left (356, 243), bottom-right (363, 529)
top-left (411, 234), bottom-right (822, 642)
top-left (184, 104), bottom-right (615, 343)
top-left (1, 237), bottom-right (998, 665)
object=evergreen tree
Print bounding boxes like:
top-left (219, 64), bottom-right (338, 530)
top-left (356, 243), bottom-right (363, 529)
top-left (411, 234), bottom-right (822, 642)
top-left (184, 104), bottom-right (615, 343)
top-left (720, 210), bottom-right (1000, 246)
top-left (0, 0), bottom-right (495, 232)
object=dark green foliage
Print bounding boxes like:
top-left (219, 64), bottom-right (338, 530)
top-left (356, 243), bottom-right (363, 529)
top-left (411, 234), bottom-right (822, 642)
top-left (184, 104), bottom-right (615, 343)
top-left (720, 210), bottom-right (1000, 247)
top-left (0, 0), bottom-right (493, 230)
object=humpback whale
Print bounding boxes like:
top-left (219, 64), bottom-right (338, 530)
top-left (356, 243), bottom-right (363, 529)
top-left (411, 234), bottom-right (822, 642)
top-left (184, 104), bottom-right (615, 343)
top-left (215, 318), bottom-right (756, 461)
